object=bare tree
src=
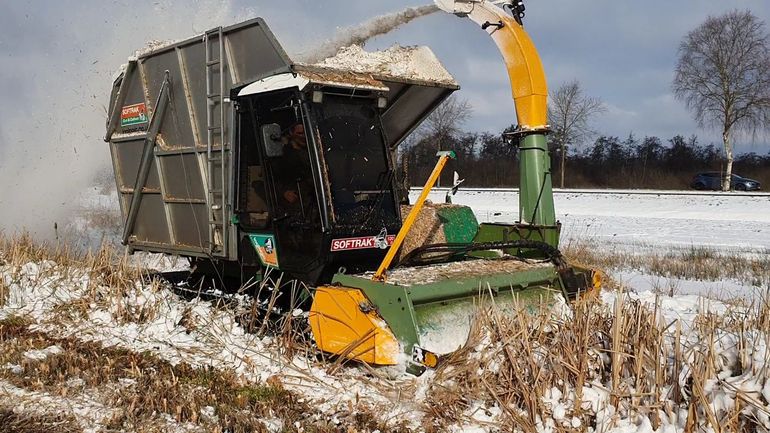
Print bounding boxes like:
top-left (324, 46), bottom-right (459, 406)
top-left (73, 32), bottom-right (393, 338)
top-left (420, 95), bottom-right (472, 186)
top-left (548, 80), bottom-right (606, 188)
top-left (673, 10), bottom-right (770, 191)
top-left (422, 95), bottom-right (472, 148)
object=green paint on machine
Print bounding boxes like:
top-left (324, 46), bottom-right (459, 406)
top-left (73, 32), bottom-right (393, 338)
top-left (436, 205), bottom-right (479, 243)
top-left (330, 263), bottom-right (562, 369)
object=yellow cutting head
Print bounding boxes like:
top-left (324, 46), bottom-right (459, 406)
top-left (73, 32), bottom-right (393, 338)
top-left (309, 286), bottom-right (400, 366)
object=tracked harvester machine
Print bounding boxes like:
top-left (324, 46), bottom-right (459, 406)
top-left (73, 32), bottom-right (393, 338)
top-left (106, 0), bottom-right (598, 372)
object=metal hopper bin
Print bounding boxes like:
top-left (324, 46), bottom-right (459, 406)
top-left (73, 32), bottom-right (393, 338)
top-left (106, 18), bottom-right (458, 283)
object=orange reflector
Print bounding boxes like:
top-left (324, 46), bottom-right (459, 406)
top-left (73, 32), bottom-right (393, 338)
top-left (412, 345), bottom-right (440, 369)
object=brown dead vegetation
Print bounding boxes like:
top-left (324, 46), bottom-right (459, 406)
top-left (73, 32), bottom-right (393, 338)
top-left (0, 317), bottom-right (399, 433)
top-left (422, 292), bottom-right (770, 433)
top-left (564, 239), bottom-right (770, 290)
top-left (3, 233), bottom-right (770, 432)
top-left (0, 275), bottom-right (7, 308)
top-left (0, 408), bottom-right (80, 433)
top-left (0, 233), bottom-right (403, 432)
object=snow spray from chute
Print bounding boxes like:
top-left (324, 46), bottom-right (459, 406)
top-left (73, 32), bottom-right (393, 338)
top-left (0, 1), bottom-right (255, 241)
top-left (0, 2), bottom-right (436, 241)
top-left (299, 4), bottom-right (440, 64)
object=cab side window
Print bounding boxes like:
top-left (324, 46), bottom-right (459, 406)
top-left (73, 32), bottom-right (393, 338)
top-left (238, 106), bottom-right (270, 229)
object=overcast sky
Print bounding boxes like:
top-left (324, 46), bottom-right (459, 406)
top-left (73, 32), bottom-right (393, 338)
top-left (3, 1), bottom-right (770, 154)
top-left (258, 0), bottom-right (770, 153)
top-left (2, 0), bottom-right (770, 234)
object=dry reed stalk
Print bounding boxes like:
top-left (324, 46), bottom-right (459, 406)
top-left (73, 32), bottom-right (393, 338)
top-left (652, 308), bottom-right (665, 429)
top-left (258, 274), bottom-right (285, 336)
top-left (674, 320), bottom-right (682, 405)
top-left (632, 305), bottom-right (644, 410)
top-left (572, 300), bottom-right (590, 416)
top-left (730, 397), bottom-right (742, 433)
top-left (423, 286), bottom-right (770, 432)
top-left (423, 294), bottom-right (614, 432)
top-left (6, 232), bottom-right (770, 432)
top-left (0, 275), bottom-right (7, 308)
top-left (0, 407), bottom-right (81, 433)
top-left (611, 288), bottom-right (624, 408)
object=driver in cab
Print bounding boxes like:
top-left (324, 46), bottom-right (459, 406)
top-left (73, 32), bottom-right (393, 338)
top-left (276, 123), bottom-right (312, 210)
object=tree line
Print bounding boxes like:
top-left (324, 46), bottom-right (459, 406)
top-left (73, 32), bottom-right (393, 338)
top-left (401, 121), bottom-right (770, 189)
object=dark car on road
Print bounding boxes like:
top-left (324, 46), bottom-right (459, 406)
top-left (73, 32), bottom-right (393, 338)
top-left (690, 172), bottom-right (761, 191)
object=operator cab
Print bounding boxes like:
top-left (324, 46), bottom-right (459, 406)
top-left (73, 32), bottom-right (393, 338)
top-left (234, 68), bottom-right (402, 284)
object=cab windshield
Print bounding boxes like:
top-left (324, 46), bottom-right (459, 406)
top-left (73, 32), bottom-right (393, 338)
top-left (313, 95), bottom-right (399, 231)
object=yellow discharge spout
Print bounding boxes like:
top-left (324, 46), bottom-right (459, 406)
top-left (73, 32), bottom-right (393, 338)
top-left (438, 1), bottom-right (548, 129)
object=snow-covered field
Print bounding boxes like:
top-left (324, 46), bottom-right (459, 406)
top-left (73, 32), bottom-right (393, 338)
top-left (415, 188), bottom-right (770, 299)
top-left (0, 188), bottom-right (769, 432)
top-left (415, 188), bottom-right (770, 252)
top-left (2, 251), bottom-right (768, 432)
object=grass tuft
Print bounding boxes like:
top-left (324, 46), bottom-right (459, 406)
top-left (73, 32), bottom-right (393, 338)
top-left (564, 239), bottom-right (770, 288)
top-left (0, 315), bottom-right (32, 341)
top-left (0, 408), bottom-right (80, 433)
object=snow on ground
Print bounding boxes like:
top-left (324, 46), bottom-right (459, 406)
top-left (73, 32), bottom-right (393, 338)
top-left (414, 188), bottom-right (770, 297)
top-left (602, 288), bottom-right (731, 329)
top-left (612, 270), bottom-right (759, 301)
top-left (0, 259), bottom-right (425, 430)
top-left (414, 188), bottom-right (770, 252)
top-left (5, 254), bottom-right (768, 432)
top-left (0, 186), bottom-right (761, 430)
top-left (0, 379), bottom-right (118, 431)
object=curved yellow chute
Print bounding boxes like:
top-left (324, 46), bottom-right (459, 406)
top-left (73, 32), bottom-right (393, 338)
top-left (436, 0), bottom-right (548, 129)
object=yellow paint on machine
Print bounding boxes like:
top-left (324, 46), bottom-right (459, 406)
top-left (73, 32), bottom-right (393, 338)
top-left (454, 1), bottom-right (549, 129)
top-left (495, 17), bottom-right (549, 128)
top-left (309, 286), bottom-right (400, 365)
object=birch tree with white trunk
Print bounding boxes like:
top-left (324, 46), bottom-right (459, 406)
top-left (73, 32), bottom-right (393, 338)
top-left (673, 10), bottom-right (770, 191)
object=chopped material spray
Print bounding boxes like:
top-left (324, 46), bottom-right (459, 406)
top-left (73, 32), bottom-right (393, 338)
top-left (300, 5), bottom-right (439, 64)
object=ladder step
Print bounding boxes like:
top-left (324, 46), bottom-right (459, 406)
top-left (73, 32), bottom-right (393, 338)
top-left (207, 125), bottom-right (222, 131)
top-left (206, 60), bottom-right (221, 67)
top-left (209, 221), bottom-right (224, 226)
top-left (206, 93), bottom-right (222, 99)
top-left (209, 189), bottom-right (223, 194)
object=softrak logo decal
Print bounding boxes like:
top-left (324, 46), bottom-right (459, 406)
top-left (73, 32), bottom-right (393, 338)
top-left (120, 102), bottom-right (148, 128)
top-left (330, 234), bottom-right (396, 252)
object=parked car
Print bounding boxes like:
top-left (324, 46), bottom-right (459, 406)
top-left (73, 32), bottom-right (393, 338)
top-left (690, 172), bottom-right (761, 191)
